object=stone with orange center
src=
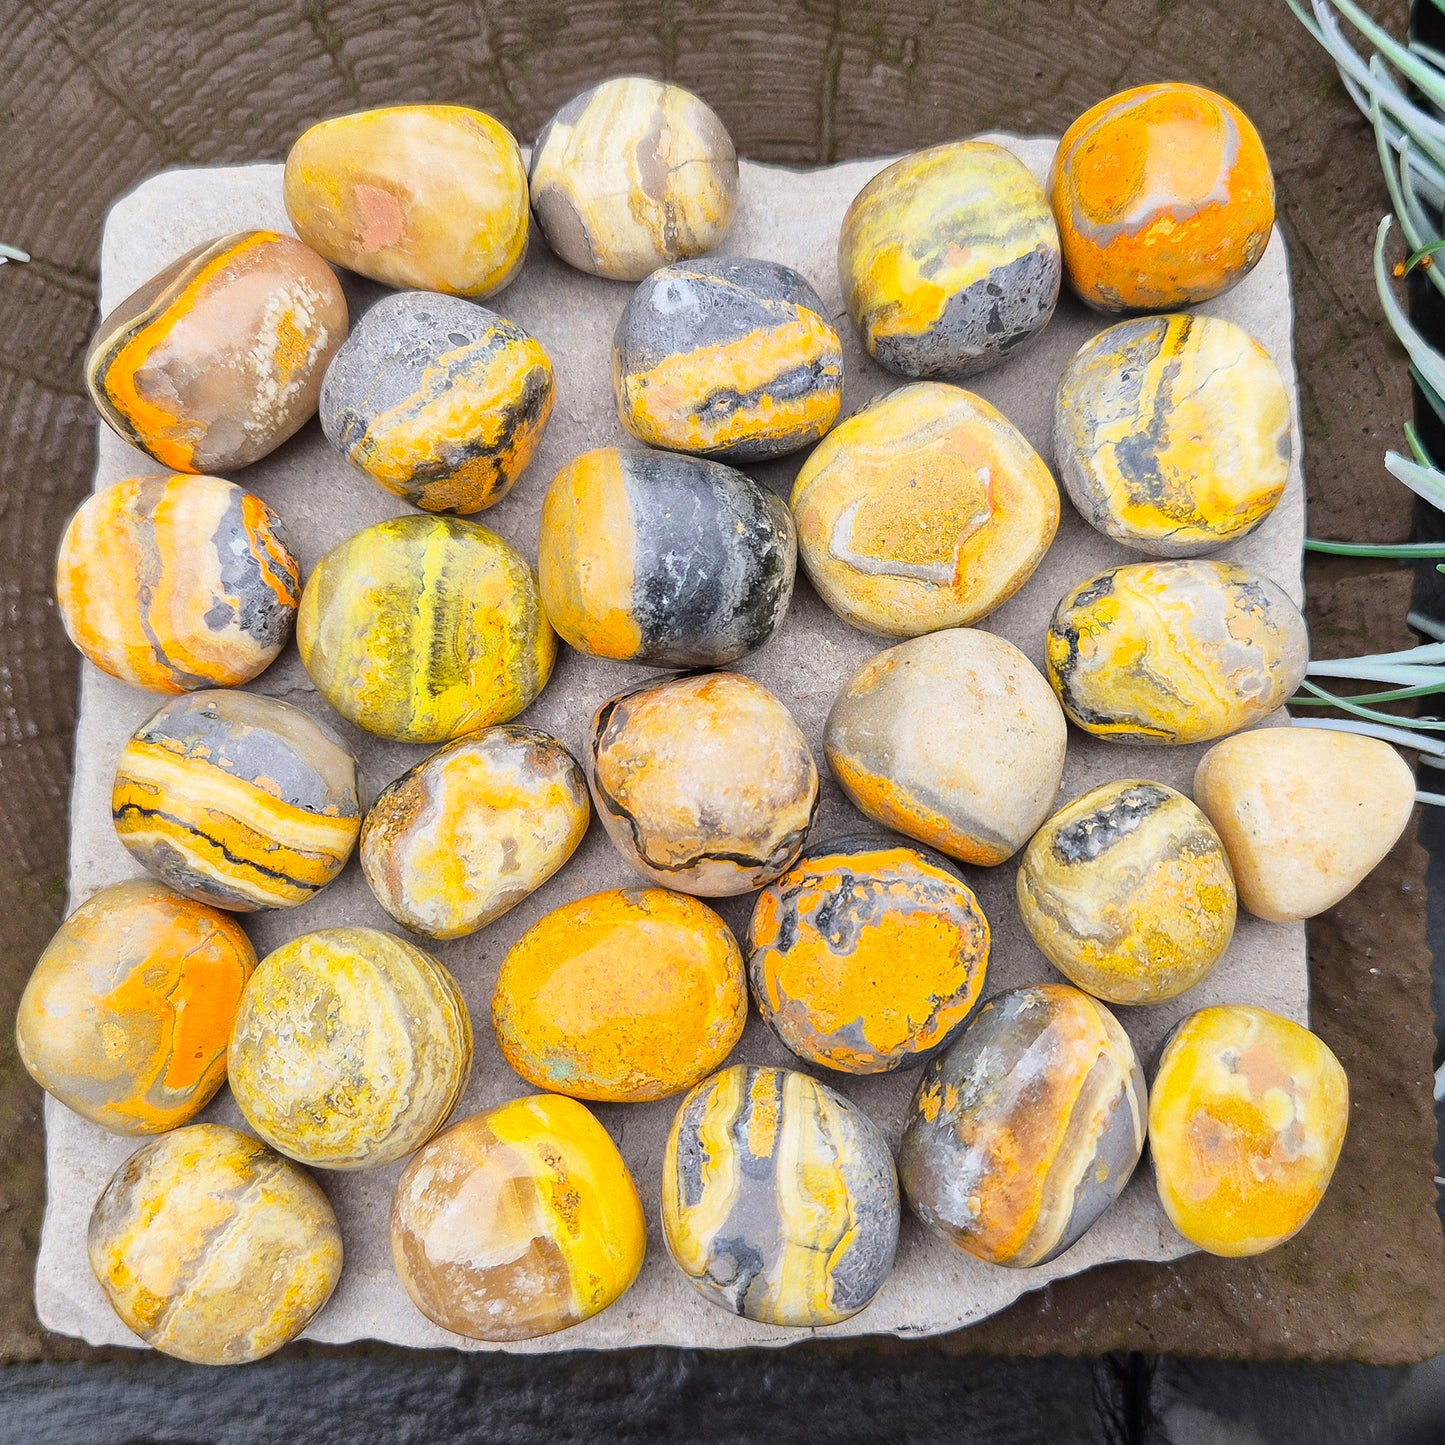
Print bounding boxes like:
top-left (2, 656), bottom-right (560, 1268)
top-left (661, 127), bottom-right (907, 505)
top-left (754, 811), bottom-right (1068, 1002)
top-left (85, 230), bottom-right (347, 473)
top-left (1049, 83), bottom-right (1275, 313)
top-left (361, 725), bottom-right (589, 941)
top-left (56, 473), bottom-right (300, 693)
top-left (492, 887), bottom-right (746, 1102)
top-left (1148, 1005), bottom-right (1348, 1256)
top-left (747, 835), bottom-right (990, 1074)
top-left (390, 1094), bottom-right (646, 1341)
top-left (791, 382), bottom-right (1059, 637)
top-left (823, 628), bottom-right (1067, 866)
top-left (284, 105), bottom-right (530, 297)
top-left (899, 983), bottom-right (1146, 1267)
top-left (588, 671), bottom-right (819, 895)
top-left (16, 879), bottom-right (255, 1135)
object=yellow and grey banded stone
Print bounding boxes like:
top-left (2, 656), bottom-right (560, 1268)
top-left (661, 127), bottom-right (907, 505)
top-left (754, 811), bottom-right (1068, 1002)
top-left (1044, 559), bottom-right (1309, 745)
top-left (88, 1123), bottom-right (342, 1364)
top-left (538, 447), bottom-right (796, 668)
top-left (661, 1064), bottom-right (900, 1327)
top-left (111, 690), bottom-right (362, 912)
top-left (530, 76), bottom-right (738, 281)
top-left (612, 257), bottom-right (843, 461)
top-left (838, 141), bottom-right (1061, 378)
top-left (589, 671), bottom-right (819, 896)
top-left (1054, 314), bottom-right (1290, 556)
top-left (900, 983), bottom-right (1146, 1267)
top-left (56, 472), bottom-right (301, 693)
top-left (823, 629), bottom-right (1067, 866)
top-left (391, 1095), bottom-right (646, 1341)
top-left (1017, 780), bottom-right (1236, 1005)
top-left (228, 927), bottom-right (472, 1170)
top-left (85, 231), bottom-right (347, 473)
top-left (284, 105), bottom-right (530, 298)
top-left (297, 514), bottom-right (556, 744)
top-left (360, 724), bottom-right (590, 940)
top-left (320, 292), bottom-right (555, 515)
top-left (17, 879), bottom-right (255, 1136)
top-left (792, 382), bottom-right (1059, 637)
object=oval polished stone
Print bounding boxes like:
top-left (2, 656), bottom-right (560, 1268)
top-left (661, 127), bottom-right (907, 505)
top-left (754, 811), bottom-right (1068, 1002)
top-left (1017, 780), bottom-right (1236, 1005)
top-left (899, 983), bottom-right (1146, 1267)
top-left (1149, 1005), bottom-right (1348, 1256)
top-left (1054, 314), bottom-right (1290, 556)
top-left (284, 105), bottom-right (529, 297)
top-left (228, 927), bottom-right (472, 1170)
top-left (361, 725), bottom-right (589, 941)
top-left (838, 140), bottom-right (1061, 378)
top-left (612, 256), bottom-right (843, 461)
top-left (85, 231), bottom-right (347, 473)
top-left (538, 447), bottom-right (796, 668)
top-left (297, 514), bottom-right (556, 744)
top-left (1049, 83), bottom-right (1275, 313)
top-left (391, 1094), bottom-right (646, 1341)
top-left (321, 292), bottom-right (555, 515)
top-left (824, 629), bottom-right (1067, 866)
top-left (747, 836), bottom-right (990, 1074)
top-left (792, 382), bottom-right (1059, 636)
top-left (89, 1123), bottom-right (342, 1365)
top-left (530, 76), bottom-right (738, 281)
top-left (57, 473), bottom-right (301, 692)
top-left (588, 671), bottom-right (819, 895)
top-left (492, 887), bottom-right (747, 1102)
top-left (17, 879), bottom-right (255, 1135)
top-left (661, 1065), bottom-right (900, 1327)
top-left (1193, 728), bottom-right (1416, 922)
top-left (1044, 560), bottom-right (1309, 745)
top-left (112, 690), bottom-right (362, 911)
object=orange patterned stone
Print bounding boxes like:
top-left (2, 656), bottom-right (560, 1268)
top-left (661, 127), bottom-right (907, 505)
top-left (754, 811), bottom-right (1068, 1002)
top-left (1049, 83), bottom-right (1274, 313)
top-left (16, 879), bottom-right (254, 1135)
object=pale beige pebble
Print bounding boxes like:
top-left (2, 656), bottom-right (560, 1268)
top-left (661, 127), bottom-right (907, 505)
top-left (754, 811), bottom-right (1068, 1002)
top-left (1192, 727), bottom-right (1416, 922)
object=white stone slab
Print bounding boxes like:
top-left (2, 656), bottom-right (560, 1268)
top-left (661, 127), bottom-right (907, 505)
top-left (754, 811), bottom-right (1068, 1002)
top-left (39, 139), bottom-right (1308, 1353)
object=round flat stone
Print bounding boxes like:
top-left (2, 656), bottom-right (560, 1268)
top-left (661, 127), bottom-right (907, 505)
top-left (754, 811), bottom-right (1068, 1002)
top-left (791, 382), bottom-right (1059, 636)
top-left (661, 1064), bottom-right (900, 1327)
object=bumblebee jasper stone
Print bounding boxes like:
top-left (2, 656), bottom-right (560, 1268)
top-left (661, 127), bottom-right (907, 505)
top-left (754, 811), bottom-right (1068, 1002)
top-left (297, 514), bottom-right (555, 743)
top-left (1049, 83), bottom-right (1275, 312)
top-left (837, 141), bottom-right (1061, 378)
top-left (1193, 728), bottom-right (1417, 922)
top-left (791, 383), bottom-right (1059, 637)
top-left (112, 690), bottom-right (361, 911)
top-left (16, 880), bottom-right (254, 1135)
top-left (361, 725), bottom-right (589, 940)
top-left (1017, 781), bottom-right (1236, 1005)
top-left (748, 837), bottom-right (990, 1074)
top-left (228, 927), bottom-right (472, 1170)
top-left (493, 887), bottom-right (747, 1102)
top-left (1045, 559), bottom-right (1308, 745)
top-left (284, 105), bottom-right (529, 297)
top-left (89, 1123), bottom-right (342, 1364)
top-left (900, 984), bottom-right (1146, 1267)
top-left (1149, 1006), bottom-right (1348, 1256)
top-left (391, 1094), bottom-right (646, 1341)
top-left (56, 473), bottom-right (300, 692)
top-left (538, 448), bottom-right (796, 667)
top-left (530, 76), bottom-right (738, 281)
top-left (611, 257), bottom-right (843, 461)
top-left (85, 231), bottom-right (347, 473)
top-left (589, 671), bottom-right (818, 895)
top-left (1054, 314), bottom-right (1290, 556)
top-left (661, 1064), bottom-right (900, 1327)
top-left (320, 292), bottom-right (554, 515)
top-left (824, 629), bottom-right (1067, 866)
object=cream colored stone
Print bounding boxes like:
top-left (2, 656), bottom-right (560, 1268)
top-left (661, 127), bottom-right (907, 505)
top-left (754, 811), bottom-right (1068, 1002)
top-left (1193, 727), bottom-right (1416, 922)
